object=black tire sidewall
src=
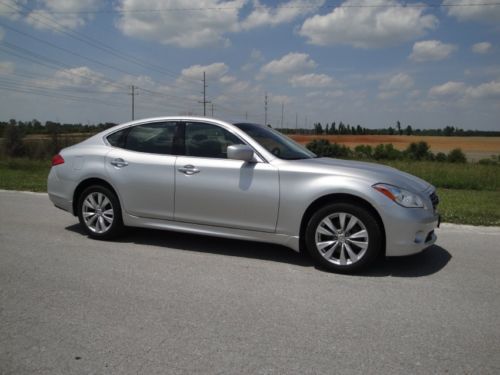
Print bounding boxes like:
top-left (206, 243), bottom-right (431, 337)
top-left (305, 202), bottom-right (382, 273)
top-left (77, 185), bottom-right (123, 240)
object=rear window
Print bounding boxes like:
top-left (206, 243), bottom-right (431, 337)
top-left (107, 122), bottom-right (179, 155)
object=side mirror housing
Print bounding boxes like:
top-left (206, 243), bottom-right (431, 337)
top-left (227, 144), bottom-right (255, 162)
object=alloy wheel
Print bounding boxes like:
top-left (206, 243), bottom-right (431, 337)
top-left (314, 212), bottom-right (369, 266)
top-left (82, 192), bottom-right (114, 234)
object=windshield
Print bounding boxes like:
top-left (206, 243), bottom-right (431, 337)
top-left (234, 123), bottom-right (316, 160)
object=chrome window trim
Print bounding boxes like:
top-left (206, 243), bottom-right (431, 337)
top-left (103, 118), bottom-right (268, 163)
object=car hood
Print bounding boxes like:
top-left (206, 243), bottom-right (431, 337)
top-left (289, 157), bottom-right (432, 193)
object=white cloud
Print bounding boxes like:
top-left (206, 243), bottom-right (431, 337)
top-left (269, 94), bottom-right (292, 105)
top-left (410, 40), bottom-right (457, 62)
top-left (378, 73), bottom-right (414, 99)
top-left (0, 0), bottom-right (26, 20)
top-left (116, 0), bottom-right (244, 48)
top-left (429, 81), bottom-right (466, 97)
top-left (241, 0), bottom-right (323, 30)
top-left (26, 0), bottom-right (101, 30)
top-left (242, 49), bottom-right (265, 72)
top-left (0, 61), bottom-right (14, 75)
top-left (466, 81), bottom-right (500, 99)
top-left (444, 0), bottom-right (500, 23)
top-left (180, 63), bottom-right (229, 81)
top-left (472, 42), bottom-right (492, 54)
top-left (379, 73), bottom-right (414, 91)
top-left (429, 80), bottom-right (500, 102)
top-left (260, 53), bottom-right (316, 75)
top-left (289, 73), bottom-right (334, 88)
top-left (220, 75), bottom-right (237, 84)
top-left (306, 90), bottom-right (344, 99)
top-left (299, 0), bottom-right (437, 48)
top-left (38, 66), bottom-right (113, 90)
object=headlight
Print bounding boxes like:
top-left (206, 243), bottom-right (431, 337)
top-left (373, 183), bottom-right (425, 208)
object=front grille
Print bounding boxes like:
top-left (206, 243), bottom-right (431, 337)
top-left (430, 191), bottom-right (439, 211)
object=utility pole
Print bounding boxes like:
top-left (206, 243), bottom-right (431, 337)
top-left (264, 92), bottom-right (268, 126)
top-left (211, 103), bottom-right (215, 117)
top-left (295, 112), bottom-right (298, 133)
top-left (129, 85), bottom-right (138, 120)
top-left (245, 111), bottom-right (248, 120)
top-left (280, 102), bottom-right (284, 129)
top-left (198, 71), bottom-right (211, 116)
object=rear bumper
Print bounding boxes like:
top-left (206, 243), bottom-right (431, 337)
top-left (47, 168), bottom-right (74, 214)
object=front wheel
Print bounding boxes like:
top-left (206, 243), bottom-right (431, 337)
top-left (77, 185), bottom-right (123, 240)
top-left (305, 202), bottom-right (382, 273)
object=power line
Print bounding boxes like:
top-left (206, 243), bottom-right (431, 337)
top-left (0, 42), bottom-right (129, 90)
top-left (0, 0), bottom-right (200, 86)
top-left (0, 42), bottom-right (203, 109)
top-left (2, 2), bottom-right (499, 14)
top-left (0, 21), bottom-right (141, 77)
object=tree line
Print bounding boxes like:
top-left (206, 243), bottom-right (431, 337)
top-left (306, 139), bottom-right (474, 163)
top-left (1, 119), bottom-right (500, 137)
top-left (280, 121), bottom-right (500, 137)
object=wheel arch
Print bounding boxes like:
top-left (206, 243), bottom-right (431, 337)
top-left (72, 178), bottom-right (120, 216)
top-left (299, 193), bottom-right (386, 255)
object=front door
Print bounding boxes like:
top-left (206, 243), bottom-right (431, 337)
top-left (174, 122), bottom-right (279, 232)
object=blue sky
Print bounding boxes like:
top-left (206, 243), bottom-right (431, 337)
top-left (0, 0), bottom-right (499, 130)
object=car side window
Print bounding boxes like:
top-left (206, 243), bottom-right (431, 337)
top-left (184, 122), bottom-right (243, 159)
top-left (107, 128), bottom-right (127, 148)
top-left (108, 122), bottom-right (180, 155)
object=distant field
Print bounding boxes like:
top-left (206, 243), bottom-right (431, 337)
top-left (290, 135), bottom-right (500, 160)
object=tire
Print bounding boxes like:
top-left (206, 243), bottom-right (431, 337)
top-left (305, 202), bottom-right (382, 273)
top-left (77, 185), bottom-right (123, 240)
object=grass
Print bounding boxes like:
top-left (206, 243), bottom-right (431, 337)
top-left (0, 157), bottom-right (499, 226)
top-left (438, 189), bottom-right (500, 226)
top-left (382, 161), bottom-right (500, 191)
top-left (0, 158), bottom-right (51, 192)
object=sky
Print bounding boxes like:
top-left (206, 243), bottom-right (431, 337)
top-left (0, 0), bottom-right (499, 130)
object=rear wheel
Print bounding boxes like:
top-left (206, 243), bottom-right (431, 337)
top-left (77, 185), bottom-right (123, 240)
top-left (305, 202), bottom-right (382, 273)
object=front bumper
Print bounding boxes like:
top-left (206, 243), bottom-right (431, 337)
top-left (382, 203), bottom-right (440, 257)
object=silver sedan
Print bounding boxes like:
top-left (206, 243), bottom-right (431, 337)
top-left (48, 117), bottom-right (439, 273)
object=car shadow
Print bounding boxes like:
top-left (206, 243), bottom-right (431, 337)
top-left (358, 245), bottom-right (452, 278)
top-left (65, 224), bottom-right (451, 277)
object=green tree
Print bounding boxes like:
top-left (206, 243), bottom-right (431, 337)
top-left (447, 148), bottom-right (466, 163)
top-left (4, 124), bottom-right (25, 157)
top-left (406, 141), bottom-right (431, 160)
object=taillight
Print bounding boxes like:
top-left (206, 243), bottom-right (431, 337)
top-left (51, 154), bottom-right (65, 166)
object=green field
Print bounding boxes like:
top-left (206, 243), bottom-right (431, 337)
top-left (0, 157), bottom-right (498, 226)
top-left (0, 159), bottom-right (50, 192)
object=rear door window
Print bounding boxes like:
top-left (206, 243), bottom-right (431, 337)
top-left (107, 122), bottom-right (181, 155)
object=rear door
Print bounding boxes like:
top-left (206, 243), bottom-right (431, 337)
top-left (105, 121), bottom-right (180, 220)
top-left (174, 121), bottom-right (279, 232)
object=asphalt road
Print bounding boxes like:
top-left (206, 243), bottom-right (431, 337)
top-left (1, 190), bottom-right (499, 375)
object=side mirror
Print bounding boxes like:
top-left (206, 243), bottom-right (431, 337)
top-left (227, 144), bottom-right (255, 162)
